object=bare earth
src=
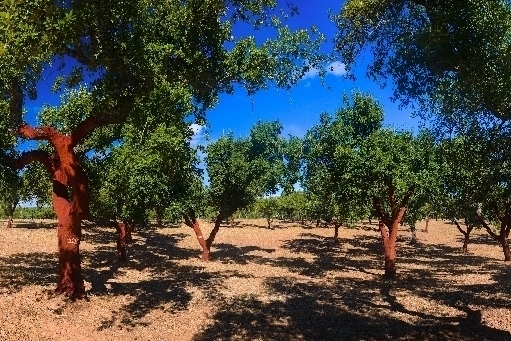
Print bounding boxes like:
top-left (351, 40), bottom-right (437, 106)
top-left (0, 219), bottom-right (510, 341)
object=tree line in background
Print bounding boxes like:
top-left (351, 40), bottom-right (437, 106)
top-left (1, 1), bottom-right (511, 299)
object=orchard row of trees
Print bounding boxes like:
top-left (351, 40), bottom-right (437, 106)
top-left (3, 91), bottom-right (511, 280)
top-left (1, 1), bottom-right (511, 299)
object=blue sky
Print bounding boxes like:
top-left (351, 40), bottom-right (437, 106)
top-left (23, 0), bottom-right (422, 150)
top-left (192, 0), bottom-right (422, 146)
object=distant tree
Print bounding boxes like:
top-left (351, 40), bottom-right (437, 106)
top-left (436, 116), bottom-right (511, 259)
top-left (358, 129), bottom-right (437, 276)
top-left (205, 121), bottom-right (284, 259)
top-left (281, 136), bottom-right (303, 196)
top-left (277, 191), bottom-right (307, 223)
top-left (255, 197), bottom-right (278, 229)
top-left (435, 136), bottom-right (484, 253)
top-left (89, 117), bottom-right (198, 261)
top-left (302, 92), bottom-right (382, 241)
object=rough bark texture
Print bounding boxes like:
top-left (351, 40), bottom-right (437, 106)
top-left (13, 121), bottom-right (97, 299)
top-left (184, 213), bottom-right (210, 261)
top-left (53, 174), bottom-right (85, 298)
top-left (502, 237), bottom-right (511, 261)
top-left (6, 216), bottom-right (12, 229)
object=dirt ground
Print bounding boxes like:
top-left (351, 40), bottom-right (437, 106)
top-left (0, 219), bottom-right (510, 341)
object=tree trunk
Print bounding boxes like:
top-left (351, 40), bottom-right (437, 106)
top-left (463, 226), bottom-right (473, 253)
top-left (267, 217), bottom-right (273, 229)
top-left (478, 209), bottom-right (511, 261)
top-left (462, 235), bottom-right (469, 253)
top-left (384, 221), bottom-right (400, 276)
top-left (378, 218), bottom-right (397, 276)
top-left (205, 213), bottom-right (222, 258)
top-left (500, 234), bottom-right (511, 261)
top-left (423, 218), bottom-right (429, 233)
top-left (6, 215), bottom-right (12, 228)
top-left (184, 214), bottom-right (210, 261)
top-left (116, 221), bottom-right (128, 261)
top-left (410, 224), bottom-right (417, 244)
top-left (384, 238), bottom-right (397, 276)
top-left (123, 220), bottom-right (134, 244)
top-left (14, 117), bottom-right (101, 299)
top-left (53, 177), bottom-right (85, 299)
top-left (333, 222), bottom-right (340, 243)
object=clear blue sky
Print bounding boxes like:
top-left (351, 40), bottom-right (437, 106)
top-left (194, 0), bottom-right (422, 146)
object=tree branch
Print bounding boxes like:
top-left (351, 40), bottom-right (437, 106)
top-left (452, 219), bottom-right (467, 237)
top-left (399, 187), bottom-right (415, 209)
top-left (71, 116), bottom-right (99, 147)
top-left (18, 124), bottom-right (59, 142)
top-left (373, 196), bottom-right (391, 227)
top-left (13, 150), bottom-right (53, 174)
top-left (476, 211), bottom-right (499, 240)
top-left (8, 80), bottom-right (23, 129)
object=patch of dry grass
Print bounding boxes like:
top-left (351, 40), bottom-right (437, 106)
top-left (0, 219), bottom-right (510, 340)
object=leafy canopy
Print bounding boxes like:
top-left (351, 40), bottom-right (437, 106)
top-left (335, 1), bottom-right (511, 120)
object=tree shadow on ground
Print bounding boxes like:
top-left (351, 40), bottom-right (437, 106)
top-left (0, 252), bottom-right (58, 291)
top-left (80, 227), bottom-right (226, 329)
top-left (270, 233), bottom-right (380, 276)
top-left (10, 221), bottom-right (57, 229)
top-left (194, 277), bottom-right (510, 341)
top-left (211, 243), bottom-right (275, 264)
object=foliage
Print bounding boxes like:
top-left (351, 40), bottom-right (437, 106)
top-left (281, 136), bottom-right (303, 195)
top-left (89, 118), bottom-right (199, 225)
top-left (358, 128), bottom-right (438, 227)
top-left (206, 120), bottom-right (284, 219)
top-left (254, 196), bottom-right (278, 227)
top-left (10, 206), bottom-right (56, 220)
top-left (302, 92), bottom-right (382, 225)
top-left (436, 116), bottom-right (511, 229)
top-left (277, 191), bottom-right (307, 222)
top-left (335, 1), bottom-right (511, 121)
top-left (1, 0), bottom-right (327, 221)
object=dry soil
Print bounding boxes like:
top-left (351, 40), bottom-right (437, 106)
top-left (0, 219), bottom-right (510, 340)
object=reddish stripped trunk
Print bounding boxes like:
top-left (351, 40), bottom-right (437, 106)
top-left (184, 214), bottom-right (210, 261)
top-left (116, 221), bottom-right (128, 261)
top-left (124, 220), bottom-right (134, 244)
top-left (373, 188), bottom-right (413, 277)
top-left (14, 121), bottom-right (98, 299)
top-left (204, 213), bottom-right (223, 259)
top-left (377, 218), bottom-right (398, 276)
top-left (53, 173), bottom-right (86, 298)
